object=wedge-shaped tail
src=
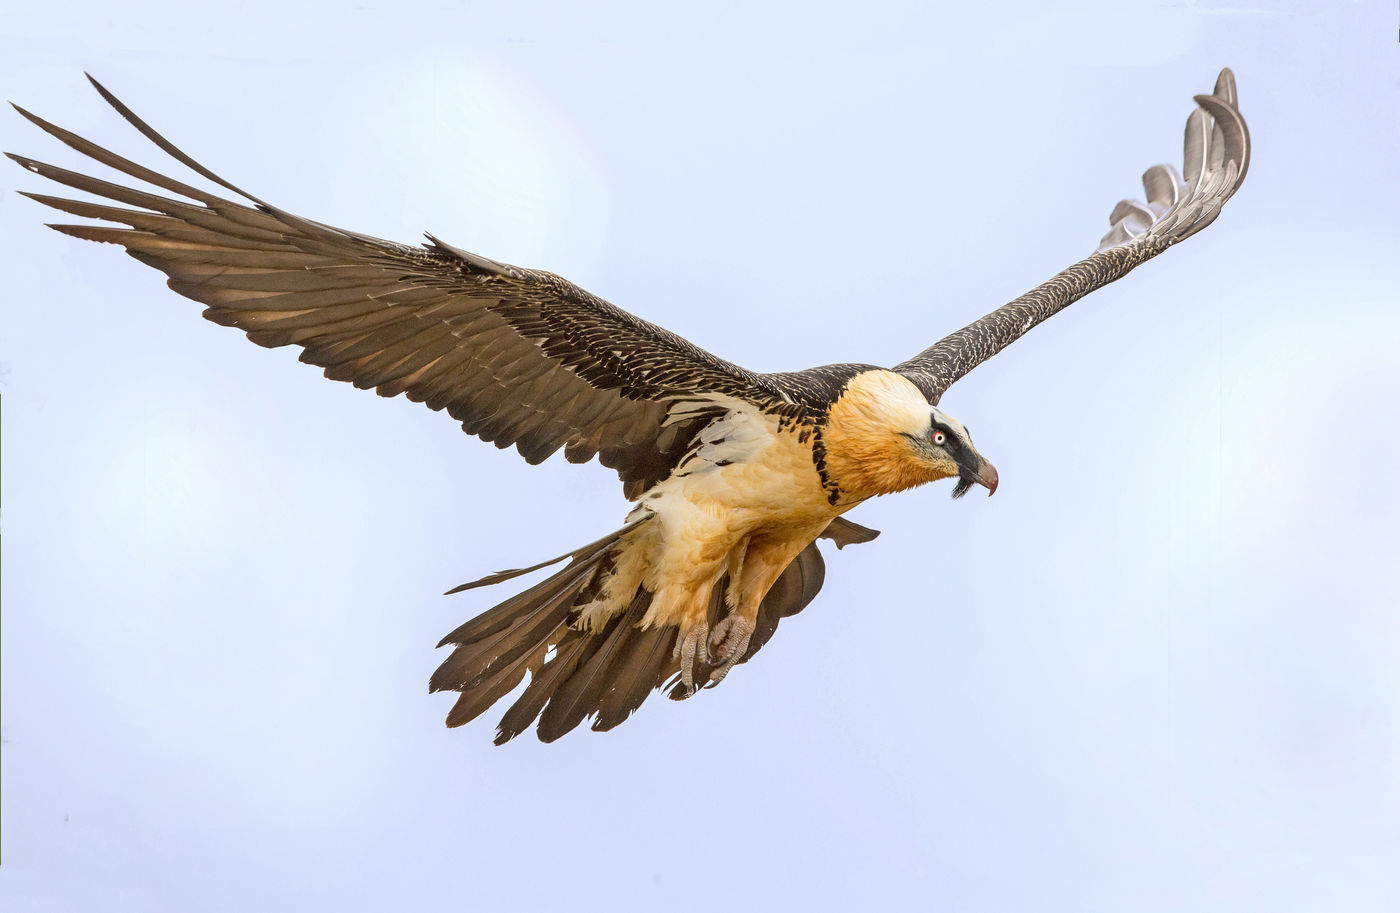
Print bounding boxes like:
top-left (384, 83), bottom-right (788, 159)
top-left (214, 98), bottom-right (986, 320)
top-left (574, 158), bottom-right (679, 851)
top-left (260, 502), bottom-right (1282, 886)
top-left (431, 517), bottom-right (878, 743)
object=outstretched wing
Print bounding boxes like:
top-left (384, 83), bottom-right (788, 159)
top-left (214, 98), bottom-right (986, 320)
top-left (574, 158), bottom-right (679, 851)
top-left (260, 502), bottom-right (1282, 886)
top-left (895, 68), bottom-right (1250, 403)
top-left (8, 76), bottom-right (801, 497)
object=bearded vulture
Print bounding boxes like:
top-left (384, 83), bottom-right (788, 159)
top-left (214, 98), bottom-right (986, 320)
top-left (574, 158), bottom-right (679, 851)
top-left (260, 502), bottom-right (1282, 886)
top-left (9, 69), bottom-right (1249, 742)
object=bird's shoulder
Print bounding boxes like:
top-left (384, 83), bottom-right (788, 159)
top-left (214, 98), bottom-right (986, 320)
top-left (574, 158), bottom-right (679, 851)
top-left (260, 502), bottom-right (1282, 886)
top-left (763, 363), bottom-right (896, 417)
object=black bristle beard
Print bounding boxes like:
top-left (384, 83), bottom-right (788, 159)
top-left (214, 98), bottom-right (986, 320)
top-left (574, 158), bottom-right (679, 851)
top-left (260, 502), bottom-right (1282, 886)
top-left (951, 476), bottom-right (974, 499)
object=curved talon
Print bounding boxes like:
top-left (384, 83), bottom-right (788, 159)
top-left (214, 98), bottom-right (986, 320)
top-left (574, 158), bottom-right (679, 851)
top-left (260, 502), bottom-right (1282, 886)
top-left (706, 615), bottom-right (755, 685)
top-left (674, 620), bottom-right (710, 697)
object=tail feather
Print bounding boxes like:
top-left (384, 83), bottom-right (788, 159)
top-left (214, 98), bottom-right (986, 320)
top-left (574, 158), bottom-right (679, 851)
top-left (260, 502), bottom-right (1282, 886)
top-left (443, 641), bottom-right (547, 729)
top-left (536, 591), bottom-right (652, 742)
top-left (437, 515), bottom-right (883, 742)
top-left (492, 629), bottom-right (595, 744)
top-left (435, 562), bottom-right (582, 650)
top-left (442, 519), bottom-right (642, 596)
top-left (592, 623), bottom-right (678, 732)
top-left (433, 522), bottom-right (634, 659)
top-left (430, 559), bottom-right (595, 695)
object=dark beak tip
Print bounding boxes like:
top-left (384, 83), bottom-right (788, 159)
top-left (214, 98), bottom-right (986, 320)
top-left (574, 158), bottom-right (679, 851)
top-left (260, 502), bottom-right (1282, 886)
top-left (980, 463), bottom-right (999, 497)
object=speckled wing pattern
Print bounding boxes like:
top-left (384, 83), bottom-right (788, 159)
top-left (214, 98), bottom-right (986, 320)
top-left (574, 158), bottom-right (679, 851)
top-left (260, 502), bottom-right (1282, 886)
top-left (895, 69), bottom-right (1250, 403)
top-left (8, 76), bottom-right (805, 497)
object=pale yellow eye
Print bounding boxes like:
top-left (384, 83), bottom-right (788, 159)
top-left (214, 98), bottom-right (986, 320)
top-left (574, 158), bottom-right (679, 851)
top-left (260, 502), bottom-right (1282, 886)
top-left (933, 431), bottom-right (947, 445)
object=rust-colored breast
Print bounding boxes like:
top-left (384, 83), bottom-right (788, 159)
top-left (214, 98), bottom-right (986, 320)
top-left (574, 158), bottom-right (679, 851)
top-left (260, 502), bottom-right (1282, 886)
top-left (822, 370), bottom-right (958, 504)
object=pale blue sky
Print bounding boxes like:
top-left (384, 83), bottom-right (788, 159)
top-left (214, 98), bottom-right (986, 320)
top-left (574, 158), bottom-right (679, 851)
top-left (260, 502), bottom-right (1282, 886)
top-left (3, 1), bottom-right (1398, 910)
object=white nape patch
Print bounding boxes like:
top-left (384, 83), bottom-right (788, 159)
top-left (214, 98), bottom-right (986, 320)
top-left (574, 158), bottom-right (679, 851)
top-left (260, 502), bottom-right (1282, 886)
top-left (838, 371), bottom-right (936, 438)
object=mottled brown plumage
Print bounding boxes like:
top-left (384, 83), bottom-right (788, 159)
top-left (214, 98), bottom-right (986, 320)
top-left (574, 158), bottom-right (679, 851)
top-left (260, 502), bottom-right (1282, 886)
top-left (9, 69), bottom-right (1248, 743)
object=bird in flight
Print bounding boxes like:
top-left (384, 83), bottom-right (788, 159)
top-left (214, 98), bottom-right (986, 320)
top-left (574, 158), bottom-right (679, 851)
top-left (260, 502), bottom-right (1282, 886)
top-left (10, 69), bottom-right (1248, 743)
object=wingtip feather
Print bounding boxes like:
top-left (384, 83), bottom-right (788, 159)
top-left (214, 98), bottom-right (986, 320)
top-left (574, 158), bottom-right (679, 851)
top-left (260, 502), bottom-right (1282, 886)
top-left (1213, 68), bottom-right (1238, 106)
top-left (10, 100), bottom-right (40, 124)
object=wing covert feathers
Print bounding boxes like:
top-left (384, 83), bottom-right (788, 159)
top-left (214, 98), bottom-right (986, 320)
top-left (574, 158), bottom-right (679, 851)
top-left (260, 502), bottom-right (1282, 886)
top-left (8, 76), bottom-right (792, 495)
top-left (14, 70), bottom-right (1238, 744)
top-left (895, 68), bottom-right (1249, 402)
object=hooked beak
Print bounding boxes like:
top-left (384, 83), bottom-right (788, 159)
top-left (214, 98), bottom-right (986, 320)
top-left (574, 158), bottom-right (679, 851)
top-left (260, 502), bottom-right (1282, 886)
top-left (951, 457), bottom-right (999, 499)
top-left (975, 459), bottom-right (998, 496)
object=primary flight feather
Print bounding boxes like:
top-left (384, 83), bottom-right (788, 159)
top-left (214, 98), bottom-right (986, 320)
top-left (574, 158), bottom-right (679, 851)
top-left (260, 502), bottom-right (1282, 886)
top-left (9, 69), bottom-right (1249, 743)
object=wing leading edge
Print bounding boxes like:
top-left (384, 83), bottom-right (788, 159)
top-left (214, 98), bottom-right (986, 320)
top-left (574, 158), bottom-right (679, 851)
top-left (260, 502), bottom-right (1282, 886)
top-left (8, 76), bottom-right (798, 497)
top-left (895, 68), bottom-right (1250, 403)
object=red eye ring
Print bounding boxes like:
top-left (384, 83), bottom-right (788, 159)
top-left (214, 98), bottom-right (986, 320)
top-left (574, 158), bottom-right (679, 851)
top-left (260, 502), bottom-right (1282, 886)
top-left (933, 431), bottom-right (947, 445)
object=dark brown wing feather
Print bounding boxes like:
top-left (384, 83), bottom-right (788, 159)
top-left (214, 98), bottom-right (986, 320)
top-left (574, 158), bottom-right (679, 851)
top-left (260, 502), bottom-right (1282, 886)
top-left (8, 76), bottom-right (799, 494)
top-left (492, 629), bottom-right (596, 745)
top-left (535, 591), bottom-right (653, 742)
top-left (590, 622), bottom-right (677, 732)
top-left (433, 516), bottom-right (878, 742)
top-left (895, 68), bottom-right (1250, 402)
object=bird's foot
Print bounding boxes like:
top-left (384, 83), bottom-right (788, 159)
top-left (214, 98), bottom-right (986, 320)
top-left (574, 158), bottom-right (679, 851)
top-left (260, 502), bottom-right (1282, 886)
top-left (706, 614), bottom-right (754, 685)
top-left (673, 618), bottom-right (710, 696)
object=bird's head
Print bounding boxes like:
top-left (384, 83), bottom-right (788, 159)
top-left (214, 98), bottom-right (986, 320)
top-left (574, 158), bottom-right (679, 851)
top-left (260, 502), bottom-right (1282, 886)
top-left (824, 370), bottom-right (998, 503)
top-left (906, 406), bottom-right (999, 499)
